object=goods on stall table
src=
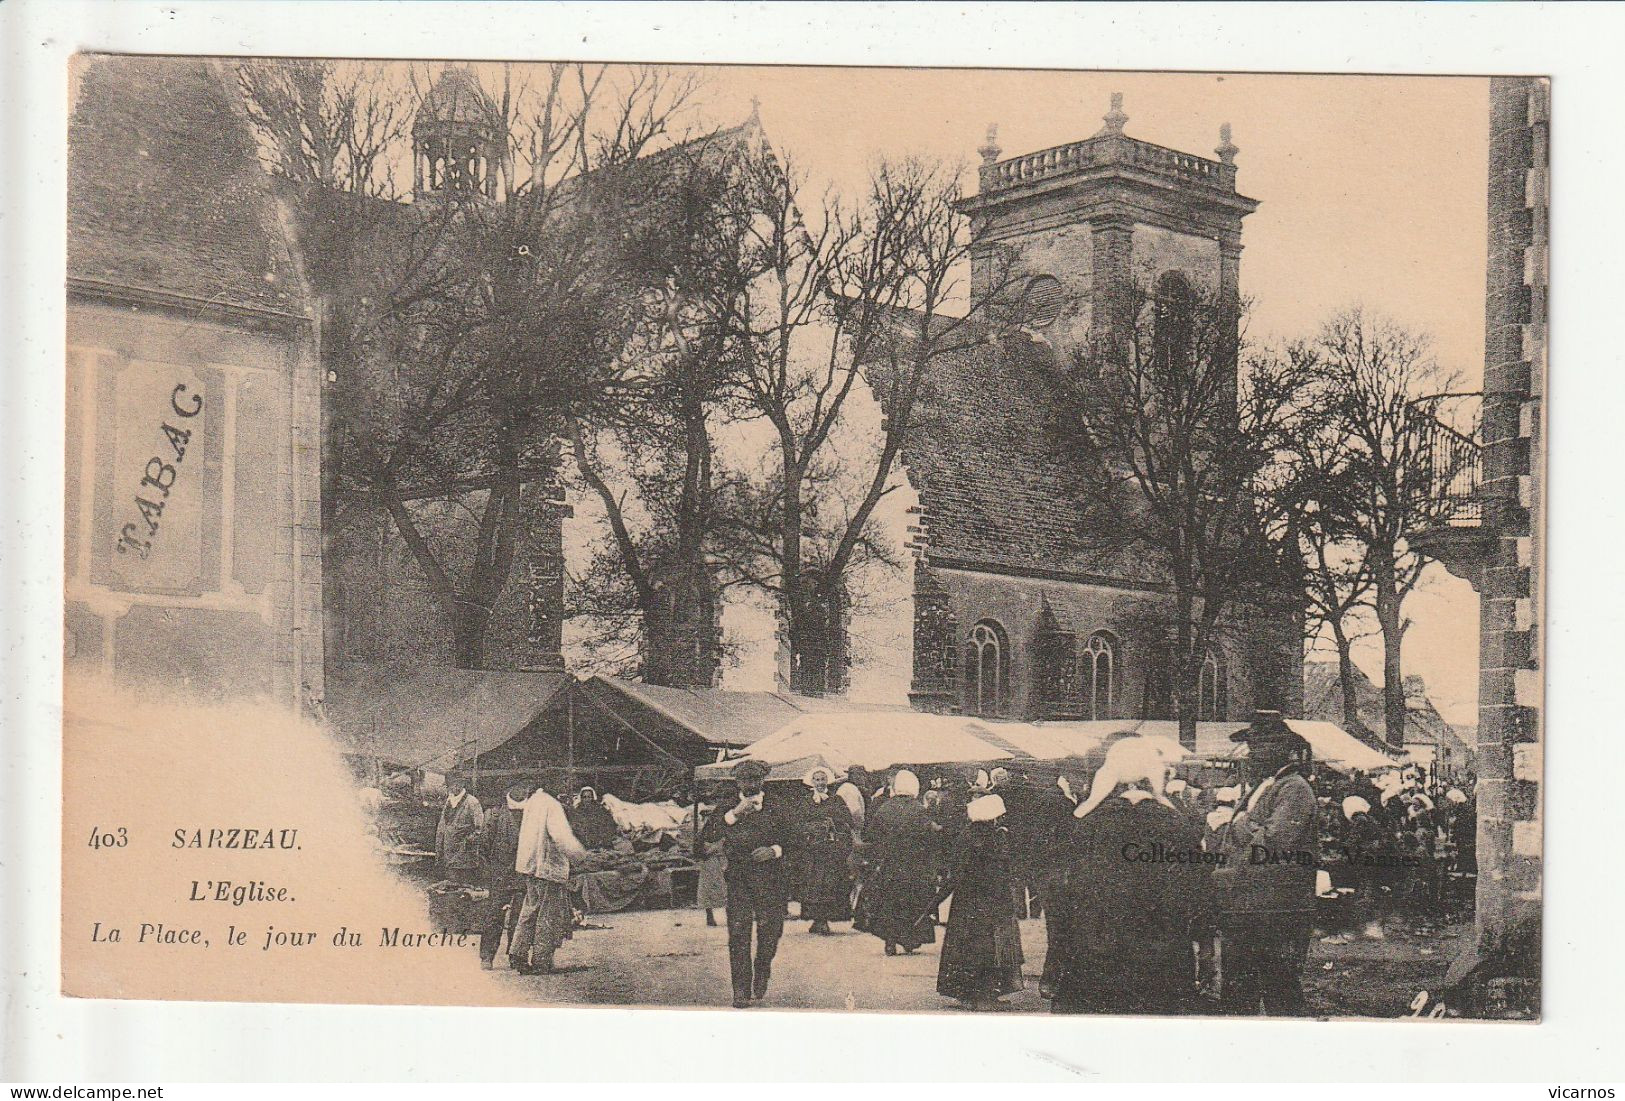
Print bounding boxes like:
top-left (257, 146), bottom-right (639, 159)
top-left (570, 848), bottom-right (698, 913)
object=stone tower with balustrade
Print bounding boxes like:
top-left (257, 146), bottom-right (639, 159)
top-left (902, 96), bottom-right (1303, 728)
top-left (957, 93), bottom-right (1259, 363)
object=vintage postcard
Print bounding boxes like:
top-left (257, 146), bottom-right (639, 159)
top-left (61, 54), bottom-right (1545, 1019)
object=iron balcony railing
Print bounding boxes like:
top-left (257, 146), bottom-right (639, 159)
top-left (1410, 392), bottom-right (1483, 527)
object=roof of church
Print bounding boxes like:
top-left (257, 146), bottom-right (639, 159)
top-left (67, 56), bottom-right (309, 318)
top-left (279, 117), bottom-right (758, 278)
top-left (889, 329), bottom-right (1162, 587)
top-left (414, 65), bottom-right (502, 136)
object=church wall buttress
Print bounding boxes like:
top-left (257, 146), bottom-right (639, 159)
top-left (1089, 218), bottom-right (1135, 362)
top-left (909, 563), bottom-right (958, 713)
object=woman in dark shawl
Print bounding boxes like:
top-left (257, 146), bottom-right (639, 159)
top-left (935, 793), bottom-right (1025, 1009)
top-left (855, 769), bottom-right (940, 954)
top-left (1051, 736), bottom-right (1212, 1016)
top-left (566, 787), bottom-right (620, 851)
top-left (794, 765), bottom-right (855, 933)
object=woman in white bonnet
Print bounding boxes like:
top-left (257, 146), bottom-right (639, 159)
top-left (1049, 736), bottom-right (1213, 1015)
top-left (793, 764), bottom-right (855, 935)
top-left (855, 769), bottom-right (941, 955)
top-left (934, 791), bottom-right (1024, 1010)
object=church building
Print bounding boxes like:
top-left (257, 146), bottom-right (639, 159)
top-left (898, 96), bottom-right (1303, 726)
top-left (63, 58), bottom-right (1304, 726)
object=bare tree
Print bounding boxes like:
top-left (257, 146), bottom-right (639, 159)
top-left (559, 113), bottom-right (761, 686)
top-left (1280, 379), bottom-right (1378, 736)
top-left (1055, 283), bottom-right (1317, 746)
top-left (238, 59), bottom-right (410, 197)
top-left (247, 60), bottom-right (704, 668)
top-left (1313, 308), bottom-right (1466, 748)
top-left (712, 152), bottom-right (1028, 694)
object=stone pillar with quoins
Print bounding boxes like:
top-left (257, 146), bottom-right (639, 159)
top-left (1471, 76), bottom-right (1546, 1010)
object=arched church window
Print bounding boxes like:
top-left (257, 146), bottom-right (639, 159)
top-left (1198, 648), bottom-right (1229, 722)
top-left (1023, 274), bottom-right (1065, 328)
top-left (1080, 631), bottom-right (1119, 720)
top-left (1152, 271), bottom-right (1196, 374)
top-left (964, 619), bottom-right (1009, 718)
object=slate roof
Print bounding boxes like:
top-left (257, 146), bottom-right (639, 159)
top-left (324, 662), bottom-right (571, 771)
top-left (891, 331), bottom-right (1160, 585)
top-left (67, 55), bottom-right (308, 317)
top-left (414, 66), bottom-right (502, 136)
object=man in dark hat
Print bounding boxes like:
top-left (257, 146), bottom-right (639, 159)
top-left (700, 759), bottom-right (796, 1008)
top-left (1213, 712), bottom-right (1319, 1016)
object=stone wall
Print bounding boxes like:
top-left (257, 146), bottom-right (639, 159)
top-left (911, 564), bottom-right (1265, 722)
top-left (65, 299), bottom-right (325, 708)
top-left (1129, 223), bottom-right (1223, 296)
top-left (1475, 77), bottom-right (1546, 986)
top-left (976, 221), bottom-right (1096, 348)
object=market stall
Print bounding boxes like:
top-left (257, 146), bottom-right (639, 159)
top-left (695, 712), bottom-right (1405, 782)
top-left (567, 792), bottom-right (702, 914)
top-left (327, 661), bottom-right (574, 870)
top-left (695, 711), bottom-right (1029, 780)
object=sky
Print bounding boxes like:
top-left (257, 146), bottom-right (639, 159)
top-left (453, 62), bottom-right (1490, 725)
top-left (689, 65), bottom-right (1488, 725)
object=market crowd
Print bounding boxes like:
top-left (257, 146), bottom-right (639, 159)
top-left (428, 712), bottom-right (1475, 1014)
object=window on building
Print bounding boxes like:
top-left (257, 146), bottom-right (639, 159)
top-left (964, 619), bottom-right (1009, 718)
top-left (1152, 271), bottom-right (1196, 374)
top-left (1023, 274), bottom-right (1065, 328)
top-left (1199, 648), bottom-right (1229, 722)
top-left (1080, 632), bottom-right (1119, 720)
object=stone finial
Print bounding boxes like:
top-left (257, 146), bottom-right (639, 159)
top-left (977, 123), bottom-right (1002, 165)
top-left (1216, 122), bottom-right (1239, 165)
top-left (1101, 92), bottom-right (1129, 136)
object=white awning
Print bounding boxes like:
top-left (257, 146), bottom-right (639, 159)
top-left (692, 711), bottom-right (1402, 780)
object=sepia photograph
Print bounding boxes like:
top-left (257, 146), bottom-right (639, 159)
top-left (58, 50), bottom-right (1545, 1024)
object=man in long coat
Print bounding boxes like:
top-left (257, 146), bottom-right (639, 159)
top-left (1213, 713), bottom-right (1320, 1015)
top-left (434, 769), bottom-right (483, 885)
top-left (700, 760), bottom-right (796, 1008)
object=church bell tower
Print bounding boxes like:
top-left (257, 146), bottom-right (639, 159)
top-left (958, 94), bottom-right (1259, 357)
top-left (412, 66), bottom-right (504, 201)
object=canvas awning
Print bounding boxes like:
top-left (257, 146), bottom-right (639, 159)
top-left (693, 712), bottom-right (1401, 780)
top-left (1023, 718), bottom-right (1402, 773)
top-left (694, 712), bottom-right (1024, 780)
top-left (325, 662), bottom-right (572, 773)
top-left (581, 675), bottom-right (911, 750)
